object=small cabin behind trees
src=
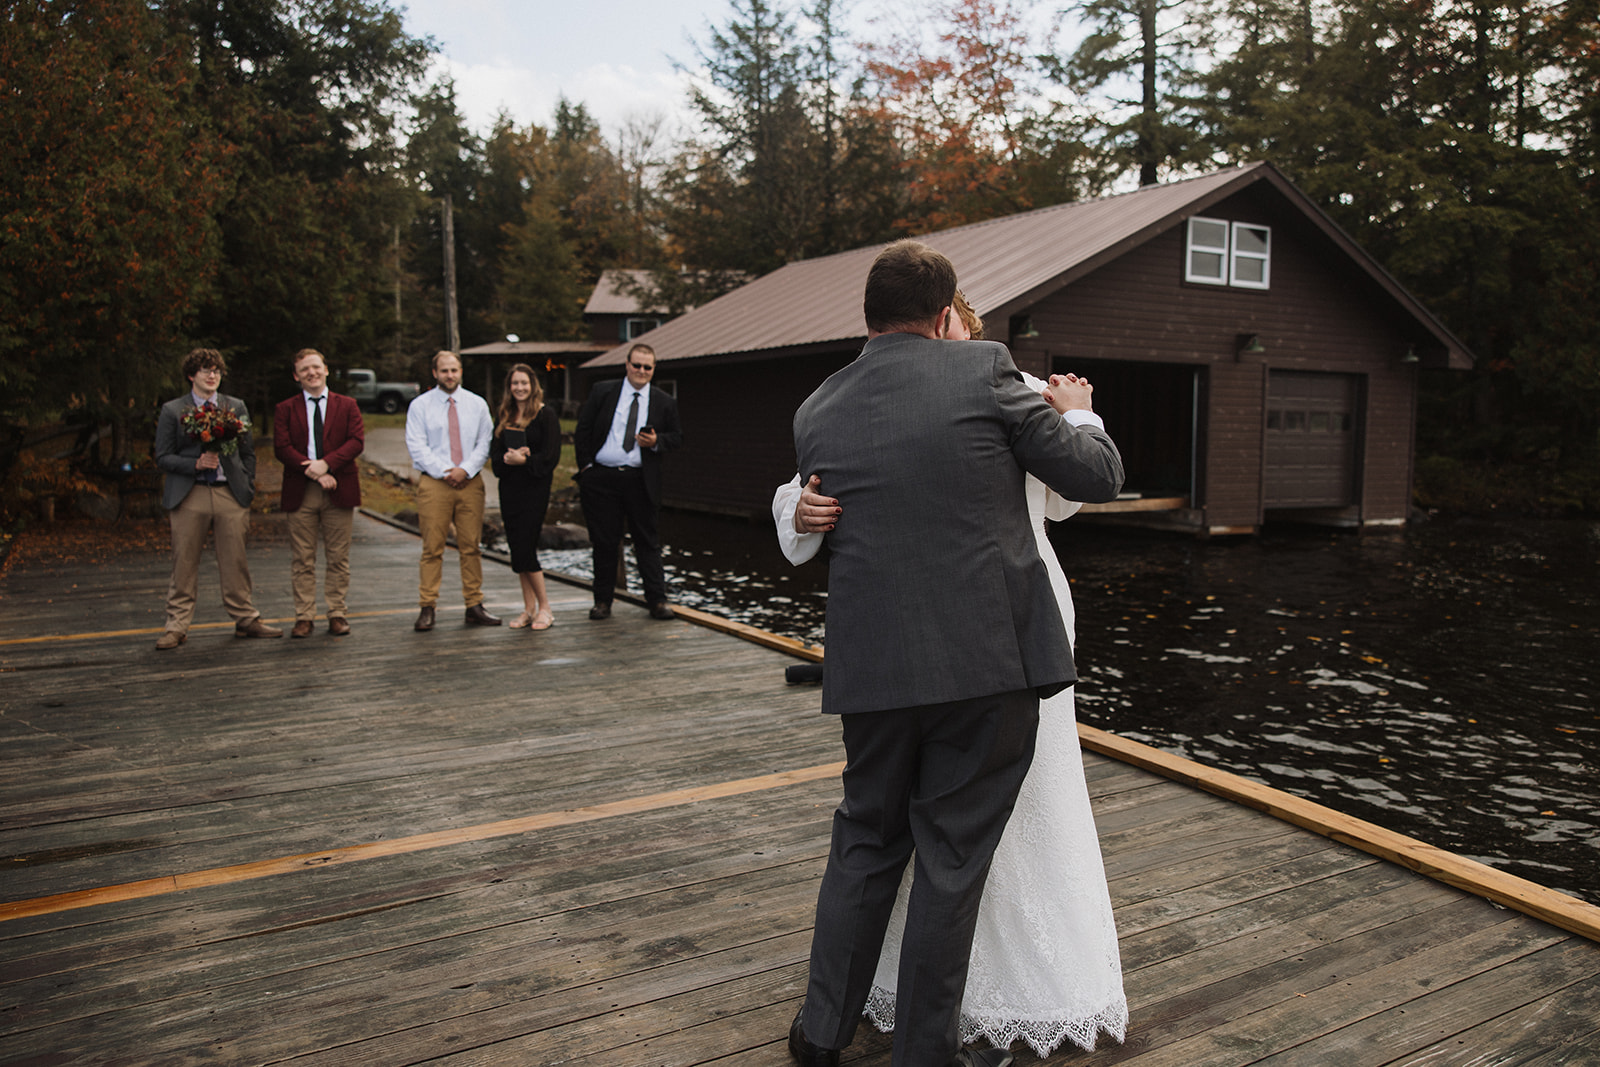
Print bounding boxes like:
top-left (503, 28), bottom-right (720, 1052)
top-left (582, 163), bottom-right (1473, 535)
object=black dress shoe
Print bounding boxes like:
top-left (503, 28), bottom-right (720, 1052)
top-left (414, 606), bottom-right (435, 632)
top-left (648, 601), bottom-right (675, 620)
top-left (465, 604), bottom-right (502, 626)
top-left (948, 1048), bottom-right (1014, 1067)
top-left (588, 602), bottom-right (611, 620)
top-left (788, 1010), bottom-right (839, 1067)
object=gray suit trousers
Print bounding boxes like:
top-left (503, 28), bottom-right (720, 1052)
top-left (802, 689), bottom-right (1040, 1066)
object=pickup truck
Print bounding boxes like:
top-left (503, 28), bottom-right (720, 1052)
top-left (344, 369), bottom-right (421, 414)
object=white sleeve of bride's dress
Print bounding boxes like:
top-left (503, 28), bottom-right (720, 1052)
top-left (772, 473), bottom-right (824, 565)
top-left (1020, 372), bottom-right (1092, 522)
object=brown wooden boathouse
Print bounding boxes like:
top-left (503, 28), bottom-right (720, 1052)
top-left (583, 162), bottom-right (1473, 535)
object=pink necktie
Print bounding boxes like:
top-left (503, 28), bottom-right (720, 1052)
top-left (447, 396), bottom-right (463, 467)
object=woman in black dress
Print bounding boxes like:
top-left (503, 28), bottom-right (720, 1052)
top-left (490, 363), bottom-right (563, 629)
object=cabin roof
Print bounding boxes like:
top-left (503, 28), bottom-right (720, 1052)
top-left (583, 269), bottom-right (674, 317)
top-left (586, 162), bottom-right (1472, 370)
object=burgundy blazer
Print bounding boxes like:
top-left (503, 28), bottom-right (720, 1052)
top-left (274, 390), bottom-right (364, 511)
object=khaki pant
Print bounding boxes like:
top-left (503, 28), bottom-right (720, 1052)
top-left (416, 473), bottom-right (485, 608)
top-left (287, 482), bottom-right (354, 621)
top-left (164, 484), bottom-right (257, 633)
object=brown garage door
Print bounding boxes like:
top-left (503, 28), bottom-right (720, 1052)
top-left (1264, 371), bottom-right (1359, 508)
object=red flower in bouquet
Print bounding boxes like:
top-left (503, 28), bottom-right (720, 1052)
top-left (181, 405), bottom-right (249, 457)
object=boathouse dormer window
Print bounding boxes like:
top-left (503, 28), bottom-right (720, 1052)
top-left (1230, 222), bottom-right (1271, 288)
top-left (1185, 217), bottom-right (1272, 290)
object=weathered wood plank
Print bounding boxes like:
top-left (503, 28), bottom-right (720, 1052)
top-left (1255, 938), bottom-right (1600, 1066)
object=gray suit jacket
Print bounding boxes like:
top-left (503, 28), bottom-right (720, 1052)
top-left (154, 393), bottom-right (256, 510)
top-left (793, 334), bottom-right (1124, 715)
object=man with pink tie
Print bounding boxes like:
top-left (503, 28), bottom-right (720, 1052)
top-left (404, 350), bottom-right (500, 631)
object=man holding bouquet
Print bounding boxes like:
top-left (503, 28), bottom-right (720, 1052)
top-left (153, 348), bottom-right (282, 649)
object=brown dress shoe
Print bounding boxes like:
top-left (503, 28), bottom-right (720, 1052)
top-left (588, 602), bottom-right (612, 620)
top-left (327, 616), bottom-right (351, 636)
top-left (464, 603), bottom-right (502, 626)
top-left (414, 606), bottom-right (435, 631)
top-left (648, 601), bottom-right (675, 620)
top-left (290, 620), bottom-right (314, 638)
top-left (235, 617), bottom-right (284, 638)
top-left (154, 630), bottom-right (186, 651)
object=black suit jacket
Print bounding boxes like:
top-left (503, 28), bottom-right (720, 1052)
top-left (574, 380), bottom-right (682, 506)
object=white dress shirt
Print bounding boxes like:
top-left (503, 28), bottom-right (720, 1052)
top-left (774, 386), bottom-right (1102, 566)
top-left (594, 385), bottom-right (652, 468)
top-left (404, 385), bottom-right (493, 480)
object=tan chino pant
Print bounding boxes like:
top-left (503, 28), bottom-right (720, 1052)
top-left (416, 473), bottom-right (485, 608)
top-left (164, 484), bottom-right (257, 633)
top-left (287, 482), bottom-right (354, 621)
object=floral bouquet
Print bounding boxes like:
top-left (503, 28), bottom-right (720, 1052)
top-left (182, 404), bottom-right (249, 457)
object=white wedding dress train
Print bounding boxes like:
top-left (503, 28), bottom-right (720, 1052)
top-left (861, 470), bottom-right (1129, 1057)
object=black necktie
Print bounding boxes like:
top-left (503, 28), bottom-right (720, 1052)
top-left (311, 396), bottom-right (325, 459)
top-left (623, 391), bottom-right (640, 452)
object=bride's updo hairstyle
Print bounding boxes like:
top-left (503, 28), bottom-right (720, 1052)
top-left (952, 290), bottom-right (985, 340)
top-left (863, 239), bottom-right (957, 334)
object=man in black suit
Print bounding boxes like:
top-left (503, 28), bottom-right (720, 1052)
top-left (573, 343), bottom-right (683, 620)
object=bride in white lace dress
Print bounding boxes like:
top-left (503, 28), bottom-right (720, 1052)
top-left (773, 308), bottom-right (1127, 1058)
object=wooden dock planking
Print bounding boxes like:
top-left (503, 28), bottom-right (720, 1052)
top-left (3, 512), bottom-right (1599, 1065)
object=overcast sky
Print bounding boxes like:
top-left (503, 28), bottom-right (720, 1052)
top-left (396, 0), bottom-right (789, 140)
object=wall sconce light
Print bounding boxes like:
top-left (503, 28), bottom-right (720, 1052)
top-left (1400, 346), bottom-right (1419, 364)
top-left (1236, 333), bottom-right (1265, 356)
top-left (1012, 316), bottom-right (1040, 340)
top-left (506, 334), bottom-right (520, 344)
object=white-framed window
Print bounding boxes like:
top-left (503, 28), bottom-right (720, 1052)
top-left (1185, 216), bottom-right (1272, 290)
top-left (1231, 222), bottom-right (1271, 289)
top-left (623, 317), bottom-right (662, 340)
top-left (1186, 217), bottom-right (1230, 285)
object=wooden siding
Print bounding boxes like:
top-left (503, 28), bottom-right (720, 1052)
top-left (1361, 363), bottom-right (1418, 521)
top-left (1203, 362), bottom-right (1268, 528)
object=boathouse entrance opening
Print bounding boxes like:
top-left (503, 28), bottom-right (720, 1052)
top-left (1054, 358), bottom-right (1196, 503)
top-left (1263, 370), bottom-right (1360, 508)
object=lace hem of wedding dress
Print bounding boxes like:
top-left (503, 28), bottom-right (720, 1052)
top-left (862, 985), bottom-right (1128, 1057)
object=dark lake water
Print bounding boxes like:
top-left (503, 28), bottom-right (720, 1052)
top-left (541, 513), bottom-right (1600, 906)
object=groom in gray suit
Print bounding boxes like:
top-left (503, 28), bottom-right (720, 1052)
top-left (786, 241), bottom-right (1123, 1067)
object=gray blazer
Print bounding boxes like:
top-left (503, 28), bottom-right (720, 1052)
top-left (794, 334), bottom-right (1124, 715)
top-left (154, 393), bottom-right (256, 511)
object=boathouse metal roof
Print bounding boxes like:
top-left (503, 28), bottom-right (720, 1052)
top-left (585, 162), bottom-right (1472, 371)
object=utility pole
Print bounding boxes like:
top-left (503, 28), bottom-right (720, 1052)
top-left (442, 194), bottom-right (460, 353)
top-left (393, 222), bottom-right (402, 362)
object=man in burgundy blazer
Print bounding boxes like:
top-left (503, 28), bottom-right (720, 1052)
top-left (273, 348), bottom-right (365, 636)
